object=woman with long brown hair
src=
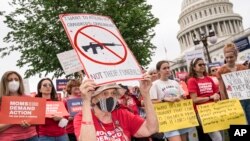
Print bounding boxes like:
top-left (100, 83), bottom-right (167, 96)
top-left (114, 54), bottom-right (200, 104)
top-left (187, 58), bottom-right (222, 141)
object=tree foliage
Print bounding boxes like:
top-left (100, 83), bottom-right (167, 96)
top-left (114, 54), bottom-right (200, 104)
top-left (1, 0), bottom-right (158, 78)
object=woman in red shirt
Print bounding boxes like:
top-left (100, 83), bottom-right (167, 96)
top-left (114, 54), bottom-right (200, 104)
top-left (187, 58), bottom-right (222, 141)
top-left (0, 71), bottom-right (38, 141)
top-left (64, 79), bottom-right (82, 141)
top-left (74, 74), bottom-right (159, 141)
top-left (36, 78), bottom-right (68, 141)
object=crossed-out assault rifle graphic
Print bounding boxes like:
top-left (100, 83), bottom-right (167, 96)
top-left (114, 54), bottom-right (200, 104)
top-left (82, 42), bottom-right (121, 54)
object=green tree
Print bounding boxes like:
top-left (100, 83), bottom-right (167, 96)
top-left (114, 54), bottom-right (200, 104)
top-left (1, 0), bottom-right (158, 78)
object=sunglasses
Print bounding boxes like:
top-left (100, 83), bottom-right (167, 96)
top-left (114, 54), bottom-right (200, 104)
top-left (197, 63), bottom-right (206, 67)
top-left (211, 69), bottom-right (218, 72)
top-left (42, 83), bottom-right (52, 88)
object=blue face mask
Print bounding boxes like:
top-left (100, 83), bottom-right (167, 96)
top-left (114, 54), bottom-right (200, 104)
top-left (96, 97), bottom-right (117, 112)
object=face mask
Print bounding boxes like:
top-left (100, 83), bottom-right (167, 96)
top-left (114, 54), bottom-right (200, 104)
top-left (96, 97), bottom-right (117, 112)
top-left (8, 80), bottom-right (20, 93)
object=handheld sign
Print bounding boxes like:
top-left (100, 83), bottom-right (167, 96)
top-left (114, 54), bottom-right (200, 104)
top-left (154, 100), bottom-right (199, 132)
top-left (66, 98), bottom-right (83, 117)
top-left (222, 69), bottom-right (250, 100)
top-left (46, 101), bottom-right (69, 118)
top-left (59, 14), bottom-right (143, 85)
top-left (197, 99), bottom-right (247, 133)
top-left (57, 49), bottom-right (83, 75)
top-left (0, 96), bottom-right (46, 124)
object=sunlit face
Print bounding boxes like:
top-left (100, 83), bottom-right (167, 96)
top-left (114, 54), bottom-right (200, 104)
top-left (40, 80), bottom-right (52, 95)
top-left (193, 60), bottom-right (206, 73)
top-left (7, 73), bottom-right (19, 82)
top-left (71, 86), bottom-right (81, 96)
top-left (92, 89), bottom-right (119, 104)
top-left (225, 52), bottom-right (237, 65)
top-left (159, 63), bottom-right (171, 77)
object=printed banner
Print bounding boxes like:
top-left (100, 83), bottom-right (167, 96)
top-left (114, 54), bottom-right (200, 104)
top-left (46, 101), bottom-right (69, 117)
top-left (66, 98), bottom-right (83, 116)
top-left (197, 99), bottom-right (247, 133)
top-left (0, 96), bottom-right (46, 124)
top-left (154, 100), bottom-right (199, 132)
top-left (222, 69), bottom-right (250, 100)
top-left (56, 79), bottom-right (69, 91)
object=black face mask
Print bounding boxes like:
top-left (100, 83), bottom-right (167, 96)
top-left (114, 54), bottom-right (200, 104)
top-left (96, 97), bottom-right (117, 112)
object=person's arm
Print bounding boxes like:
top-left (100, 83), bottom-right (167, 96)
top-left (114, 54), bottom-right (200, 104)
top-left (0, 124), bottom-right (12, 132)
top-left (78, 79), bottom-right (97, 141)
top-left (190, 93), bottom-right (210, 104)
top-left (218, 78), bottom-right (227, 100)
top-left (134, 74), bottom-right (159, 137)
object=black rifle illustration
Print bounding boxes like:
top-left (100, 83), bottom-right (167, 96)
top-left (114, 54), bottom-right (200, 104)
top-left (82, 42), bottom-right (121, 54)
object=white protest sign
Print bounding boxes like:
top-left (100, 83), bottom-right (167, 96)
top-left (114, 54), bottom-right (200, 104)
top-left (57, 49), bottom-right (83, 75)
top-left (222, 69), bottom-right (250, 100)
top-left (59, 14), bottom-right (142, 84)
top-left (23, 79), bottom-right (30, 95)
top-left (185, 49), bottom-right (205, 68)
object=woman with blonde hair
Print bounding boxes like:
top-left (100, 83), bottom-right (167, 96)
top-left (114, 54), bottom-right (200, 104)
top-left (0, 71), bottom-right (38, 140)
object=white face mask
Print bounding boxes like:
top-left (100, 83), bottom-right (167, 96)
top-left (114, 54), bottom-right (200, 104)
top-left (8, 80), bottom-right (20, 93)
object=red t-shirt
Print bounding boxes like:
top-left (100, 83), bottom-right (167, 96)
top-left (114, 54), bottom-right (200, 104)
top-left (0, 125), bottom-right (37, 140)
top-left (187, 76), bottom-right (218, 111)
top-left (74, 108), bottom-right (144, 141)
top-left (37, 117), bottom-right (66, 137)
top-left (37, 99), bottom-right (66, 137)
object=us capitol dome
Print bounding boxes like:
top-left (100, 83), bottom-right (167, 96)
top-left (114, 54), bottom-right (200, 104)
top-left (178, 0), bottom-right (243, 53)
top-left (171, 0), bottom-right (250, 74)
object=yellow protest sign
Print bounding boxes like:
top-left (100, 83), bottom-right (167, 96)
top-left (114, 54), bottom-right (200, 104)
top-left (197, 99), bottom-right (247, 133)
top-left (154, 99), bottom-right (199, 132)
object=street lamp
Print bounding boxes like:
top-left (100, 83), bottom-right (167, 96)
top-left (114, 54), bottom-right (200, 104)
top-left (192, 28), bottom-right (217, 63)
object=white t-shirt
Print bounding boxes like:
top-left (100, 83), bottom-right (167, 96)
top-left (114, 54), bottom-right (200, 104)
top-left (150, 79), bottom-right (184, 100)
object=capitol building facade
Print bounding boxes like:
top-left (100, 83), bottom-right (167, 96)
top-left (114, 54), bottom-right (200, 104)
top-left (171, 0), bottom-right (250, 76)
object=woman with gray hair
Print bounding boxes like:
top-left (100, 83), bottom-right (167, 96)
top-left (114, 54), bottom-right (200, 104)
top-left (73, 74), bottom-right (159, 141)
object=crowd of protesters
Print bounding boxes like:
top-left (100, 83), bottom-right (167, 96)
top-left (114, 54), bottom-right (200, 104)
top-left (1, 42), bottom-right (250, 141)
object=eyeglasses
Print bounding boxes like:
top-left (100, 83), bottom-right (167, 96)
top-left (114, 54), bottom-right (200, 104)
top-left (42, 83), bottom-right (52, 88)
top-left (198, 63), bottom-right (206, 67)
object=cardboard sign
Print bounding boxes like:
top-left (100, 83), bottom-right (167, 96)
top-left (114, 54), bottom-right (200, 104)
top-left (154, 100), bottom-right (199, 132)
top-left (222, 69), bottom-right (250, 100)
top-left (197, 99), bottom-right (247, 133)
top-left (66, 98), bottom-right (83, 116)
top-left (46, 101), bottom-right (69, 117)
top-left (59, 14), bottom-right (143, 85)
top-left (0, 96), bottom-right (46, 124)
top-left (57, 49), bottom-right (83, 75)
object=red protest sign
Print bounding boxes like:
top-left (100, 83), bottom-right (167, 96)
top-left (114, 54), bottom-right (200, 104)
top-left (46, 101), bottom-right (69, 118)
top-left (0, 96), bottom-right (46, 124)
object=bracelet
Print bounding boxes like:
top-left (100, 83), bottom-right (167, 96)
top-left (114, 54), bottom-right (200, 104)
top-left (81, 121), bottom-right (93, 125)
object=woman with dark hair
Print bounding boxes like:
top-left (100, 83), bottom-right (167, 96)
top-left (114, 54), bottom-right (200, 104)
top-left (187, 58), bottom-right (222, 141)
top-left (0, 71), bottom-right (38, 140)
top-left (36, 78), bottom-right (68, 141)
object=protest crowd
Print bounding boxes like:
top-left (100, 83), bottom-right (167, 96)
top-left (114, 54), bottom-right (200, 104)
top-left (1, 42), bottom-right (250, 141)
